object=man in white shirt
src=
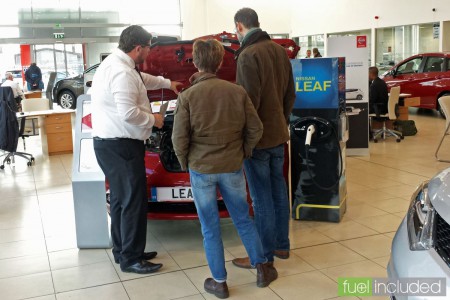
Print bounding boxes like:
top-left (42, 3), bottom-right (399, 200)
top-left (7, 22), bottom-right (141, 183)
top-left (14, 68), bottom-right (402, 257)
top-left (91, 25), bottom-right (182, 274)
top-left (1, 72), bottom-right (24, 106)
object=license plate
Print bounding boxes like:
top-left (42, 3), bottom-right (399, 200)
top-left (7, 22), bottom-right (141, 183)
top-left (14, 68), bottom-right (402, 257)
top-left (151, 187), bottom-right (194, 202)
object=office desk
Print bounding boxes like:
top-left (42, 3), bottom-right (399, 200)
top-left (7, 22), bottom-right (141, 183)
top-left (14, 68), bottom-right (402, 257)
top-left (24, 91), bottom-right (42, 99)
top-left (18, 109), bottom-right (75, 156)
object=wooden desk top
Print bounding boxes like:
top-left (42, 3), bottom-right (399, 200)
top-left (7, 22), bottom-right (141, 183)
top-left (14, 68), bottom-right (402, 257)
top-left (17, 109), bottom-right (75, 118)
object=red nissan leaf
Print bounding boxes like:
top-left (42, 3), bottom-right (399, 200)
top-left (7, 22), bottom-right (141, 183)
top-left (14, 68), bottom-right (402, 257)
top-left (107, 32), bottom-right (298, 220)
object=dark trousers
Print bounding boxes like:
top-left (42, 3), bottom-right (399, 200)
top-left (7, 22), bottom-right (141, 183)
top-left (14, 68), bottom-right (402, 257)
top-left (93, 138), bottom-right (147, 269)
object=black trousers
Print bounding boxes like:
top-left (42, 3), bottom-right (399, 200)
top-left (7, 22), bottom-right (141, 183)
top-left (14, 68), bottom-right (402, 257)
top-left (93, 138), bottom-right (147, 268)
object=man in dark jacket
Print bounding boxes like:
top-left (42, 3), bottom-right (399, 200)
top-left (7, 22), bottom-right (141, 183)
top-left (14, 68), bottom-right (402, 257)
top-left (231, 8), bottom-right (296, 269)
top-left (25, 63), bottom-right (43, 91)
top-left (172, 39), bottom-right (277, 298)
top-left (369, 66), bottom-right (389, 115)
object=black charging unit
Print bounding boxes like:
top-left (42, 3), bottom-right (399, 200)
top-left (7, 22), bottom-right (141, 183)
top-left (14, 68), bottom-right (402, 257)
top-left (290, 58), bottom-right (347, 222)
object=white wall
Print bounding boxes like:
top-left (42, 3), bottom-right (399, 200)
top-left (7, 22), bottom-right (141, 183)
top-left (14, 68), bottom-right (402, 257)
top-left (180, 0), bottom-right (207, 39)
top-left (181, 0), bottom-right (292, 39)
top-left (85, 43), bottom-right (117, 68)
top-left (291, 0), bottom-right (450, 37)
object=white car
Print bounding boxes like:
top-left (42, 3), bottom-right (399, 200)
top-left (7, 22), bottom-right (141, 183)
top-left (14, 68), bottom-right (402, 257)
top-left (345, 88), bottom-right (364, 100)
top-left (388, 168), bottom-right (450, 299)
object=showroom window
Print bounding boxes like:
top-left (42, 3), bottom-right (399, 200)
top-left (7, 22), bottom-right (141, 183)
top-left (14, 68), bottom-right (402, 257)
top-left (375, 23), bottom-right (439, 71)
top-left (294, 34), bottom-right (324, 58)
top-left (0, 0), bottom-right (182, 79)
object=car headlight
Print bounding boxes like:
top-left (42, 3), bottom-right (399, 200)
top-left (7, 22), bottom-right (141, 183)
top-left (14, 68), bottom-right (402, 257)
top-left (407, 181), bottom-right (436, 250)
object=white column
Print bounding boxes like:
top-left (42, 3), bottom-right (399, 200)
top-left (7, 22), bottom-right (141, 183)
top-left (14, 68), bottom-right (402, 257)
top-left (371, 27), bottom-right (376, 67)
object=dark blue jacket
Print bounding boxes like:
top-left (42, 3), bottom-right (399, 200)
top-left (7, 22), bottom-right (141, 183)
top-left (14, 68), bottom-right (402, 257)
top-left (0, 86), bottom-right (19, 152)
top-left (25, 64), bottom-right (42, 86)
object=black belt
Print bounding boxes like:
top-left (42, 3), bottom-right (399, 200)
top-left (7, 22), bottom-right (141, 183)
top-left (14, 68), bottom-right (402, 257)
top-left (93, 137), bottom-right (138, 141)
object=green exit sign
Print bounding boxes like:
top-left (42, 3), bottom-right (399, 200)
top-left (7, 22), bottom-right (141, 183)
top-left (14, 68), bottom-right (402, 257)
top-left (53, 33), bottom-right (65, 39)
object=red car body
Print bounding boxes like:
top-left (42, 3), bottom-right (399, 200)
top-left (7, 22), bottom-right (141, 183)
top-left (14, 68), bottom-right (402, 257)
top-left (130, 32), bottom-right (298, 220)
top-left (142, 31), bottom-right (300, 102)
top-left (382, 52), bottom-right (450, 111)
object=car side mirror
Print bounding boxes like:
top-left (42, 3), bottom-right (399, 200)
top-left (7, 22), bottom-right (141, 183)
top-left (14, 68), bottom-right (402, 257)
top-left (391, 70), bottom-right (397, 78)
top-left (86, 81), bottom-right (92, 87)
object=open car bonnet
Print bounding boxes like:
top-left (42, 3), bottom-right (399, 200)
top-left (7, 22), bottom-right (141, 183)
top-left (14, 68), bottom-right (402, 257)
top-left (140, 31), bottom-right (300, 102)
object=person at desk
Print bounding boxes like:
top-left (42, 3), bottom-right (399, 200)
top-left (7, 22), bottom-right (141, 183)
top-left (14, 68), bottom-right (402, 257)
top-left (1, 72), bottom-right (24, 108)
top-left (368, 66), bottom-right (388, 115)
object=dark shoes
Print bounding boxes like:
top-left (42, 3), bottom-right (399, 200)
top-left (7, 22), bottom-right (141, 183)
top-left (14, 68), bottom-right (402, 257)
top-left (232, 250), bottom-right (290, 269)
top-left (121, 260), bottom-right (163, 274)
top-left (231, 257), bottom-right (252, 269)
top-left (274, 250), bottom-right (290, 259)
top-left (204, 278), bottom-right (229, 299)
top-left (114, 251), bottom-right (158, 264)
top-left (256, 262), bottom-right (278, 287)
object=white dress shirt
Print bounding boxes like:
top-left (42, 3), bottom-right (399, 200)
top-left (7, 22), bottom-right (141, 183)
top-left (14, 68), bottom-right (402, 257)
top-left (1, 79), bottom-right (24, 98)
top-left (91, 48), bottom-right (171, 140)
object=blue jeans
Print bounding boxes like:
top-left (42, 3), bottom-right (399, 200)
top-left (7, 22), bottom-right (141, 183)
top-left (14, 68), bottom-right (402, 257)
top-left (244, 144), bottom-right (290, 262)
top-left (190, 168), bottom-right (266, 282)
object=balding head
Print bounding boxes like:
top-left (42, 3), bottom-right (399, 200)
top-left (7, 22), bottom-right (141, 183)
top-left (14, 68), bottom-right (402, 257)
top-left (5, 72), bottom-right (13, 80)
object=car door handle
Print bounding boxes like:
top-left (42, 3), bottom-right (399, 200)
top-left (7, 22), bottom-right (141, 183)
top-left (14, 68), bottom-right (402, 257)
top-left (408, 78), bottom-right (414, 81)
top-left (435, 76), bottom-right (442, 79)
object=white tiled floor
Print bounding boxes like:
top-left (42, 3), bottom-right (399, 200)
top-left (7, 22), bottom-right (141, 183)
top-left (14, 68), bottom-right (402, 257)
top-left (0, 108), bottom-right (449, 299)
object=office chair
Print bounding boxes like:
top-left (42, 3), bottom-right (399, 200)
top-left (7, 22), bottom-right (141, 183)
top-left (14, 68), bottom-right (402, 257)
top-left (369, 86), bottom-right (403, 143)
top-left (1, 98), bottom-right (49, 169)
top-left (435, 96), bottom-right (450, 162)
top-left (0, 116), bottom-right (34, 168)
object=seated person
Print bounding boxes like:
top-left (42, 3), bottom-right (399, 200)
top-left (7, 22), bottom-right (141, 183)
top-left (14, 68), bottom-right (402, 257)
top-left (1, 72), bottom-right (24, 110)
top-left (369, 66), bottom-right (388, 115)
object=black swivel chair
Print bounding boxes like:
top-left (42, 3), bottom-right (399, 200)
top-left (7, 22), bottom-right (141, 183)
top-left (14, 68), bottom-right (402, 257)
top-left (0, 116), bottom-right (35, 169)
top-left (369, 86), bottom-right (403, 143)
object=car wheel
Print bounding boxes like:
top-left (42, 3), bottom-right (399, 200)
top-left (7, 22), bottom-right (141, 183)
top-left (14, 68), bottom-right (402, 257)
top-left (59, 90), bottom-right (76, 109)
top-left (356, 95), bottom-right (363, 100)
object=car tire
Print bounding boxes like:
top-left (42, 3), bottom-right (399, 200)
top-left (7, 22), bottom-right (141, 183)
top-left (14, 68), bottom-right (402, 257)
top-left (58, 90), bottom-right (76, 109)
top-left (356, 95), bottom-right (363, 100)
top-left (438, 93), bottom-right (450, 118)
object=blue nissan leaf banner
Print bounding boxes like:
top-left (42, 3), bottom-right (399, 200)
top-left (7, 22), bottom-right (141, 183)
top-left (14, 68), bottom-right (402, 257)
top-left (291, 57), bottom-right (344, 109)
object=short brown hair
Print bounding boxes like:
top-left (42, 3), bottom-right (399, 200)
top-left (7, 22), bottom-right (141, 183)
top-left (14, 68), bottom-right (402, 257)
top-left (193, 39), bottom-right (225, 73)
top-left (119, 25), bottom-right (152, 53)
top-left (234, 8), bottom-right (260, 29)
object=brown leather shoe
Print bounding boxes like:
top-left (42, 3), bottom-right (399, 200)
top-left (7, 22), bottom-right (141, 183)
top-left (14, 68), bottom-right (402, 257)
top-left (231, 257), bottom-right (252, 269)
top-left (256, 262), bottom-right (278, 287)
top-left (204, 278), bottom-right (229, 299)
top-left (274, 250), bottom-right (290, 259)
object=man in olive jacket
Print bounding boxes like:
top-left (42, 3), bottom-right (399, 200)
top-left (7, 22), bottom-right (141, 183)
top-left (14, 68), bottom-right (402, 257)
top-left (172, 39), bottom-right (278, 298)
top-left (232, 8), bottom-right (296, 269)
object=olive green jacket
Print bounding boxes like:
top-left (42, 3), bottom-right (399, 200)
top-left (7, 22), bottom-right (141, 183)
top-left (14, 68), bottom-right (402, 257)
top-left (172, 72), bottom-right (263, 174)
top-left (236, 29), bottom-right (296, 149)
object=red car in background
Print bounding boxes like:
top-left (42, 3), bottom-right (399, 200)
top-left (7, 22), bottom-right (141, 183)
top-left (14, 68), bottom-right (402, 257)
top-left (116, 32), bottom-right (299, 220)
top-left (382, 52), bottom-right (450, 116)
